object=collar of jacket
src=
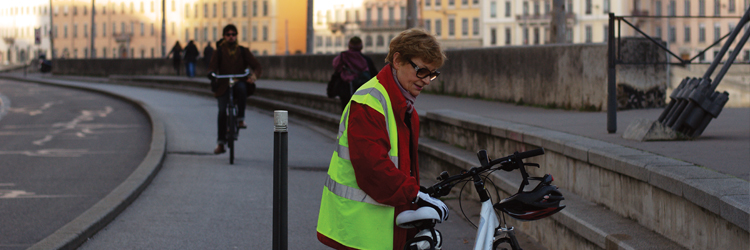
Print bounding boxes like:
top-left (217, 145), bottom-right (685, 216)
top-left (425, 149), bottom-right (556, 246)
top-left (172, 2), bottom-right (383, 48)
top-left (375, 63), bottom-right (411, 121)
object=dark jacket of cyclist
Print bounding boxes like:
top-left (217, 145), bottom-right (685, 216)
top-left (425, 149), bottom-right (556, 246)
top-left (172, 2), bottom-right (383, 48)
top-left (207, 24), bottom-right (262, 154)
top-left (317, 29), bottom-right (447, 250)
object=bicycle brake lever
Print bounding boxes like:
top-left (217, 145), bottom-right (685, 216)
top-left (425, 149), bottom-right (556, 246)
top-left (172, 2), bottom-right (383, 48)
top-left (524, 163), bottom-right (540, 168)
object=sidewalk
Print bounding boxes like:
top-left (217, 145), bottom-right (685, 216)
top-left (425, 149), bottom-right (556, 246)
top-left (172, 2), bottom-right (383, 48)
top-left (156, 75), bottom-right (747, 181)
top-left (58, 73), bottom-right (750, 180)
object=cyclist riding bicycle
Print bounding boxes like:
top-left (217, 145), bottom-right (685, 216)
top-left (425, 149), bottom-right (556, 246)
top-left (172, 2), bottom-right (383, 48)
top-left (316, 29), bottom-right (448, 250)
top-left (207, 24), bottom-right (263, 155)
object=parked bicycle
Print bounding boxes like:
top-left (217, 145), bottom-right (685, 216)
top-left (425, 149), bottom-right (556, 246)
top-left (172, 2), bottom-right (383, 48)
top-left (211, 69), bottom-right (251, 164)
top-left (396, 148), bottom-right (565, 250)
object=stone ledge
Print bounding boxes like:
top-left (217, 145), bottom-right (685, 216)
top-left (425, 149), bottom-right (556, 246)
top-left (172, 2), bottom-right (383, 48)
top-left (418, 137), bottom-right (687, 250)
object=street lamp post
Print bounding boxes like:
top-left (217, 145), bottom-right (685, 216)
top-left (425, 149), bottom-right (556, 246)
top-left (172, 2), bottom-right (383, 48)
top-left (162, 0), bottom-right (166, 57)
top-left (91, 0), bottom-right (95, 58)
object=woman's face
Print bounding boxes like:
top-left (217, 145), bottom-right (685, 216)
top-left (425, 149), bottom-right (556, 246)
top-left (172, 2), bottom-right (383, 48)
top-left (392, 53), bottom-right (438, 97)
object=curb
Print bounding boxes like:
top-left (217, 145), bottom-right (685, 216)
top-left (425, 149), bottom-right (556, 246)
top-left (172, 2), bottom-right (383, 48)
top-left (0, 75), bottom-right (167, 250)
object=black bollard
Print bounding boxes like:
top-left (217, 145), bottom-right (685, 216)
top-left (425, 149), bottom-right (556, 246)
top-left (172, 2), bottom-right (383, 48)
top-left (273, 110), bottom-right (288, 250)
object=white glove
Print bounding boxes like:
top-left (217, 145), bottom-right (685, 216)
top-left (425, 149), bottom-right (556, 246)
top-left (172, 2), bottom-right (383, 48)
top-left (415, 191), bottom-right (449, 222)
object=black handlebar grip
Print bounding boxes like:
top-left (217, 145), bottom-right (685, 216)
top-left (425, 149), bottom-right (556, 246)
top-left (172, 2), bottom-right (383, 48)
top-left (516, 148), bottom-right (545, 159)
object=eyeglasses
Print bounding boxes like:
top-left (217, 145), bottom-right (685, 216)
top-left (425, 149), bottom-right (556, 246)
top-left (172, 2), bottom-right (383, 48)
top-left (408, 60), bottom-right (440, 81)
top-left (224, 33), bottom-right (237, 37)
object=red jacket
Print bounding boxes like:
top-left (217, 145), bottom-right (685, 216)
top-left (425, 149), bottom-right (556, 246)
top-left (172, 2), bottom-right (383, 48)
top-left (318, 64), bottom-right (421, 250)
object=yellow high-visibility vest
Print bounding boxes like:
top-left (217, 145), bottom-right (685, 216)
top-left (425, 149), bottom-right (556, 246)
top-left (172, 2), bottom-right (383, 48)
top-left (317, 76), bottom-right (400, 250)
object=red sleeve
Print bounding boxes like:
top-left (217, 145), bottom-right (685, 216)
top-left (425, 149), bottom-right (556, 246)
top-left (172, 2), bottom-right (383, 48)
top-left (347, 102), bottom-right (419, 207)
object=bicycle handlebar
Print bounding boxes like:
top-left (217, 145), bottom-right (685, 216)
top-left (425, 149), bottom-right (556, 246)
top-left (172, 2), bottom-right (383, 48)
top-left (424, 148), bottom-right (545, 199)
top-left (211, 69), bottom-right (251, 79)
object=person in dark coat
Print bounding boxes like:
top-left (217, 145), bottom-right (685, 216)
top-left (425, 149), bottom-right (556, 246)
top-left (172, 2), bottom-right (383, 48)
top-left (203, 42), bottom-right (215, 67)
top-left (183, 40), bottom-right (200, 78)
top-left (166, 41), bottom-right (183, 75)
top-left (331, 36), bottom-right (379, 110)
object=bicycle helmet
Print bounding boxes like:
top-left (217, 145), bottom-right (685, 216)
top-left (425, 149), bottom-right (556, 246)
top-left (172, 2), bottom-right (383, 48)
top-left (494, 174), bottom-right (565, 221)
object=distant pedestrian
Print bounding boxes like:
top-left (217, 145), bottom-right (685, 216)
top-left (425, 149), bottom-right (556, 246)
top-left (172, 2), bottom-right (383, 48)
top-left (183, 40), bottom-right (200, 78)
top-left (203, 42), bottom-right (215, 67)
top-left (167, 41), bottom-right (183, 75)
top-left (327, 36), bottom-right (378, 110)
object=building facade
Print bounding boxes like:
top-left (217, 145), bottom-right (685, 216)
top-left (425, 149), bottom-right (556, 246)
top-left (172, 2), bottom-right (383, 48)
top-left (49, 0), bottom-right (306, 59)
top-left (422, 0), bottom-right (483, 49)
top-left (0, 1), bottom-right (53, 64)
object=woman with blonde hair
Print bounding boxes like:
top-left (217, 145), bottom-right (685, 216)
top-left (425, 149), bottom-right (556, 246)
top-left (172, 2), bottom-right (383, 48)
top-left (317, 28), bottom-right (447, 250)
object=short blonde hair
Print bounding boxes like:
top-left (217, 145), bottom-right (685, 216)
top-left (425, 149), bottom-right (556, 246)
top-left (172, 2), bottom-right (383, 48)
top-left (386, 29), bottom-right (446, 68)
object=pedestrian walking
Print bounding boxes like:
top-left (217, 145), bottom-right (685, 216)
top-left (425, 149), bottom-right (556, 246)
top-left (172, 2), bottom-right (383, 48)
top-left (203, 42), bottom-right (215, 67)
top-left (166, 41), bottom-right (183, 75)
top-left (327, 36), bottom-right (379, 111)
top-left (183, 40), bottom-right (200, 78)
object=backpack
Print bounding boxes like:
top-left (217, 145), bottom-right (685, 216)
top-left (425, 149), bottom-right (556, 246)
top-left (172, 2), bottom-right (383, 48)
top-left (327, 52), bottom-right (371, 98)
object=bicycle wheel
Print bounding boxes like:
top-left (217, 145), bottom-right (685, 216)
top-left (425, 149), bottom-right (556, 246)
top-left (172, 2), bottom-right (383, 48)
top-left (493, 236), bottom-right (521, 250)
top-left (227, 107), bottom-right (236, 164)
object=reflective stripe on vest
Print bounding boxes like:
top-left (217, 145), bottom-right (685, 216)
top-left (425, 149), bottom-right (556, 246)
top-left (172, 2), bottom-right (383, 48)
top-left (317, 77), bottom-right (399, 250)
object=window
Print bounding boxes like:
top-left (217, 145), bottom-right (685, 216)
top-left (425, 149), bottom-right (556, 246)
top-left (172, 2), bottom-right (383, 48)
top-left (490, 1), bottom-right (497, 18)
top-left (377, 7), bottom-right (383, 26)
top-left (242, 26), bottom-right (246, 41)
top-left (604, 25), bottom-right (609, 42)
top-left (366, 8), bottom-right (372, 25)
top-left (243, 1), bottom-right (247, 16)
top-left (365, 36), bottom-right (372, 46)
top-left (585, 0), bottom-right (592, 14)
top-left (714, 0), bottom-right (720, 16)
top-left (223, 2), bottom-right (227, 17)
top-left (140, 1), bottom-right (144, 13)
top-left (656, 1), bottom-right (663, 15)
top-left (448, 18), bottom-right (455, 36)
top-left (523, 1), bottom-right (528, 15)
top-left (376, 35), bottom-right (384, 46)
top-left (426, 0), bottom-right (431, 6)
top-left (744, 50), bottom-right (750, 62)
top-left (684, 26), bottom-right (691, 42)
top-left (194, 27), bottom-right (198, 40)
top-left (669, 25), bottom-right (676, 42)
top-left (425, 19), bottom-right (432, 32)
top-left (213, 27), bottom-right (217, 41)
top-left (669, 0), bottom-right (676, 16)
top-left (103, 48), bottom-right (107, 58)
top-left (714, 23), bottom-right (720, 41)
top-left (203, 27), bottom-right (208, 41)
top-left (335, 36), bottom-right (342, 47)
top-left (533, 1), bottom-right (539, 15)
top-left (699, 23), bottom-right (706, 42)
top-left (233, 1), bottom-right (237, 17)
top-left (534, 27), bottom-right (540, 44)
top-left (449, 0), bottom-right (455, 6)
top-left (252, 1), bottom-right (257, 16)
top-left (581, 25), bottom-right (591, 43)
top-left (490, 28), bottom-right (496, 45)
top-left (505, 1), bottom-right (511, 17)
top-left (84, 24), bottom-right (88, 37)
top-left (263, 0), bottom-right (267, 16)
top-left (462, 0), bottom-right (468, 6)
top-left (195, 4), bottom-right (198, 17)
top-left (603, 0), bottom-right (610, 13)
top-left (73, 6), bottom-right (77, 15)
top-left (205, 3), bottom-right (209, 17)
top-left (685, 0), bottom-right (691, 15)
top-left (141, 23), bottom-right (145, 36)
top-left (185, 28), bottom-right (189, 42)
top-left (729, 0), bottom-right (736, 12)
top-left (64, 24), bottom-right (67, 38)
top-left (435, 19), bottom-right (442, 36)
top-left (462, 18), bottom-right (468, 36)
top-left (73, 24), bottom-right (77, 38)
top-left (388, 7), bottom-right (394, 26)
top-left (523, 27), bottom-right (528, 44)
top-left (262, 26), bottom-right (267, 41)
top-left (699, 0), bottom-right (705, 16)
top-left (253, 26), bottom-right (258, 41)
top-left (472, 18), bottom-right (479, 36)
top-left (151, 23), bottom-right (154, 36)
top-left (315, 36), bottom-right (322, 47)
top-left (505, 27), bottom-right (511, 44)
top-left (213, 3), bottom-right (217, 17)
top-left (436, 0), bottom-right (441, 6)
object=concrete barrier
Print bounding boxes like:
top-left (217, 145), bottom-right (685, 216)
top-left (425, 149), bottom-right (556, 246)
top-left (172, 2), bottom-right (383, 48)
top-left (52, 40), bottom-right (670, 111)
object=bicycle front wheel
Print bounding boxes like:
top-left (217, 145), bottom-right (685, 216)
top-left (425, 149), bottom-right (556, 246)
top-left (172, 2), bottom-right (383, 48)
top-left (227, 108), bottom-right (236, 164)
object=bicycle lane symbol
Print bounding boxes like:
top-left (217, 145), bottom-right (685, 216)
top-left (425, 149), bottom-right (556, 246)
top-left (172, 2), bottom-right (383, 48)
top-left (0, 183), bottom-right (78, 199)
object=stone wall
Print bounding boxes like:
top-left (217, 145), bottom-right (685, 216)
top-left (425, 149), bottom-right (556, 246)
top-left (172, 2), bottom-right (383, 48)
top-left (52, 41), bottom-right (668, 111)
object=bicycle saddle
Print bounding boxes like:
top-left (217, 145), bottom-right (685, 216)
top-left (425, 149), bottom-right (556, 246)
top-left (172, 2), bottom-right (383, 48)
top-left (494, 174), bottom-right (565, 221)
top-left (396, 207), bottom-right (440, 228)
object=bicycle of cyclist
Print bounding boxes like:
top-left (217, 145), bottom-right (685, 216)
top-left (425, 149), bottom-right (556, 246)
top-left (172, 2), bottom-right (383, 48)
top-left (211, 69), bottom-right (251, 164)
top-left (395, 148), bottom-right (566, 250)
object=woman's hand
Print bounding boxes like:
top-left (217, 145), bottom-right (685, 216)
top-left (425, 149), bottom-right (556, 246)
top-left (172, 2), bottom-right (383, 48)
top-left (248, 74), bottom-right (257, 83)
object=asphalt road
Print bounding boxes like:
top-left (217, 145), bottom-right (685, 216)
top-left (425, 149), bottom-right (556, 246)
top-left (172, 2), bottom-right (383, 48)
top-left (0, 79), bottom-right (150, 250)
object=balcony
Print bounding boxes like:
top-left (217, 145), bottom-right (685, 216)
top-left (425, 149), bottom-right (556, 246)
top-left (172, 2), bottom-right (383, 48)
top-left (632, 9), bottom-right (649, 16)
top-left (515, 12), bottom-right (576, 23)
top-left (114, 33), bottom-right (133, 43)
top-left (356, 20), bottom-right (408, 32)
